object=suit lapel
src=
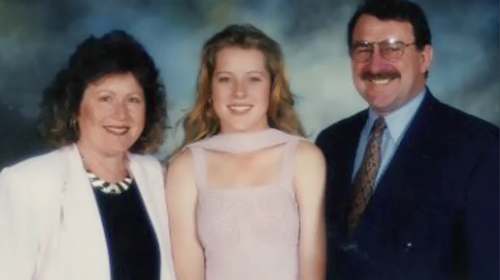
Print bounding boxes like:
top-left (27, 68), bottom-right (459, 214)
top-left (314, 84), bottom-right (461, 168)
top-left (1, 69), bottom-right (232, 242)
top-left (330, 111), bottom-right (368, 240)
top-left (61, 145), bottom-right (110, 279)
top-left (354, 93), bottom-right (443, 245)
top-left (129, 156), bottom-right (174, 280)
top-left (128, 157), bottom-right (164, 250)
top-left (342, 117), bottom-right (367, 189)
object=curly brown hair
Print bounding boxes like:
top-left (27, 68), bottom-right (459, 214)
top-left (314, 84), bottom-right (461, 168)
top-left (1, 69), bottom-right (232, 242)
top-left (38, 30), bottom-right (168, 153)
top-left (175, 24), bottom-right (305, 152)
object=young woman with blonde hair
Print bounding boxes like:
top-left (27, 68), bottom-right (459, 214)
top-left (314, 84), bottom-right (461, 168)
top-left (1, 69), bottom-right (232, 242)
top-left (166, 24), bottom-right (325, 280)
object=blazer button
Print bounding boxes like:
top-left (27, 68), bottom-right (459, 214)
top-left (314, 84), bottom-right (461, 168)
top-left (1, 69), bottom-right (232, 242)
top-left (404, 242), bottom-right (413, 252)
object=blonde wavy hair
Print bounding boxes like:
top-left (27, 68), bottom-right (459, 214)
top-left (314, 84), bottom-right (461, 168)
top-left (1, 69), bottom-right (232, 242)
top-left (175, 24), bottom-right (305, 153)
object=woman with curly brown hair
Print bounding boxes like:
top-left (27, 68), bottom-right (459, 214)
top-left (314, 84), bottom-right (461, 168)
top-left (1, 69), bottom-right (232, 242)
top-left (0, 30), bottom-right (175, 280)
top-left (166, 24), bottom-right (326, 280)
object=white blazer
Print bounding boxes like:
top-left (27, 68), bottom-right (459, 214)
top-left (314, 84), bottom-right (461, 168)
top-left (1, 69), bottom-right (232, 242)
top-left (0, 144), bottom-right (176, 280)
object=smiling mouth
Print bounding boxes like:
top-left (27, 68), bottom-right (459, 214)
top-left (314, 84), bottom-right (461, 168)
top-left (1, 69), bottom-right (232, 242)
top-left (228, 105), bottom-right (253, 114)
top-left (362, 72), bottom-right (400, 86)
top-left (103, 126), bottom-right (130, 136)
top-left (370, 78), bottom-right (392, 85)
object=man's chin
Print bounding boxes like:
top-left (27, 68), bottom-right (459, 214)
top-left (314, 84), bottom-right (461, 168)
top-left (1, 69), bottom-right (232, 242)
top-left (365, 95), bottom-right (398, 114)
top-left (364, 90), bottom-right (390, 104)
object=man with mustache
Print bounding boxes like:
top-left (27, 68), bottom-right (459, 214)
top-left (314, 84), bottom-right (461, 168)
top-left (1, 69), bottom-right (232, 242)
top-left (315, 0), bottom-right (499, 279)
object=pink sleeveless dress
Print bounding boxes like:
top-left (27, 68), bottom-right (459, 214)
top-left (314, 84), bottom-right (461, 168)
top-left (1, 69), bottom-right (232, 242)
top-left (185, 129), bottom-right (306, 280)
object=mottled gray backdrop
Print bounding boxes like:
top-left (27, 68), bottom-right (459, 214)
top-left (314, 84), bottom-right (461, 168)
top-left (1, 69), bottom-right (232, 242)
top-left (0, 0), bottom-right (498, 168)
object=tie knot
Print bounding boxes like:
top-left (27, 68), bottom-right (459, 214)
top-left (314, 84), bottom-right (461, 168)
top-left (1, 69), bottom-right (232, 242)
top-left (371, 117), bottom-right (386, 136)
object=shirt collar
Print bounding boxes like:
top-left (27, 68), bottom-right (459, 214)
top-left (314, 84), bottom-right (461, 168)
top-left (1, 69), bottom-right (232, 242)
top-left (367, 88), bottom-right (427, 142)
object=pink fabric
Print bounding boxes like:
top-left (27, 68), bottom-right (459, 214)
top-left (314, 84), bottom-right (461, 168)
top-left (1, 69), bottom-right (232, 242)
top-left (185, 129), bottom-right (306, 280)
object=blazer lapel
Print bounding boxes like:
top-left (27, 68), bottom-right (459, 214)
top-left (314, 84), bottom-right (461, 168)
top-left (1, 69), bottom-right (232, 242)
top-left (332, 111), bottom-right (368, 240)
top-left (342, 113), bottom-right (368, 190)
top-left (61, 145), bottom-right (110, 279)
top-left (129, 156), bottom-right (174, 280)
top-left (128, 156), bottom-right (164, 247)
top-left (354, 93), bottom-right (442, 246)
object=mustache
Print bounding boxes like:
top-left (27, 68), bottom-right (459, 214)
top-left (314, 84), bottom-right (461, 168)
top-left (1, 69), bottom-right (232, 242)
top-left (361, 71), bottom-right (401, 81)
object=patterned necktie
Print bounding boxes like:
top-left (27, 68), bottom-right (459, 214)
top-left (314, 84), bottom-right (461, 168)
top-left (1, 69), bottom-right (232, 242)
top-left (348, 117), bottom-right (386, 235)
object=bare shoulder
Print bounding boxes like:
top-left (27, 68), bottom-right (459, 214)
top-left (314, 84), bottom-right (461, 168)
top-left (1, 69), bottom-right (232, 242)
top-left (166, 148), bottom-right (194, 172)
top-left (293, 140), bottom-right (326, 195)
top-left (295, 140), bottom-right (326, 166)
top-left (165, 149), bottom-right (196, 189)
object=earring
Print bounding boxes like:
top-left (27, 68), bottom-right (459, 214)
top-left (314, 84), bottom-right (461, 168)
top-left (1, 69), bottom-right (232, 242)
top-left (70, 117), bottom-right (79, 138)
top-left (70, 118), bottom-right (77, 128)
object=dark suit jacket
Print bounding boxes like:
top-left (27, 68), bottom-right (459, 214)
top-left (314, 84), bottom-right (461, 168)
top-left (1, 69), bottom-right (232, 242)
top-left (316, 92), bottom-right (499, 280)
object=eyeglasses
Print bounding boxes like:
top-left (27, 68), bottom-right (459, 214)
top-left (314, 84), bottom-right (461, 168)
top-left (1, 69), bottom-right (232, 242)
top-left (350, 39), bottom-right (416, 62)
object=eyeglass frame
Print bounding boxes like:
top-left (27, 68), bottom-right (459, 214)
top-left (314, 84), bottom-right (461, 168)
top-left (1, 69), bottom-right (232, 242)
top-left (349, 39), bottom-right (417, 62)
